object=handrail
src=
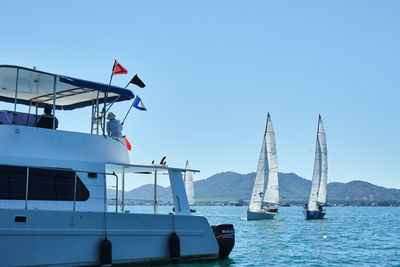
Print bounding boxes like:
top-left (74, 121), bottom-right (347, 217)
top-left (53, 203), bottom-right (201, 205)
top-left (105, 171), bottom-right (119, 212)
top-left (121, 168), bottom-right (125, 213)
top-left (25, 167), bottom-right (29, 209)
top-left (73, 172), bottom-right (78, 211)
top-left (114, 172), bottom-right (118, 212)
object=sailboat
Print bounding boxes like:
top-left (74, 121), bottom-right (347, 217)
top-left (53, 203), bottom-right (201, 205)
top-left (247, 113), bottom-right (279, 220)
top-left (184, 161), bottom-right (196, 212)
top-left (304, 115), bottom-right (328, 220)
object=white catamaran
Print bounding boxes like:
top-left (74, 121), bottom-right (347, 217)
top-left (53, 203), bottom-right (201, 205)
top-left (304, 115), bottom-right (328, 220)
top-left (247, 113), bottom-right (279, 220)
top-left (0, 65), bottom-right (234, 266)
top-left (183, 160), bottom-right (195, 206)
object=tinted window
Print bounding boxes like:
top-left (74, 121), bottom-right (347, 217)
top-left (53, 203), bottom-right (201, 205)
top-left (0, 170), bottom-right (8, 198)
top-left (0, 165), bottom-right (26, 200)
top-left (0, 165), bottom-right (89, 201)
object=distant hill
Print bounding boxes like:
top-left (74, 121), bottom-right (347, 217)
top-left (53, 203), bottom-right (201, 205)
top-left (107, 184), bottom-right (170, 200)
top-left (109, 172), bottom-right (400, 203)
top-left (125, 184), bottom-right (170, 200)
top-left (328, 180), bottom-right (400, 201)
top-left (193, 172), bottom-right (311, 202)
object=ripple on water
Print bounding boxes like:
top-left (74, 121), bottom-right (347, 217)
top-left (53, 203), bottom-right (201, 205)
top-left (126, 206), bottom-right (400, 266)
top-left (177, 206), bottom-right (400, 267)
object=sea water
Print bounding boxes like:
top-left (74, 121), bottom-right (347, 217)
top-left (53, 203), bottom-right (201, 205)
top-left (125, 206), bottom-right (400, 266)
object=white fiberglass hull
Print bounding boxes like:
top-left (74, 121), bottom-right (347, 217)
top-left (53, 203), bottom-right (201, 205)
top-left (247, 209), bottom-right (277, 220)
top-left (0, 209), bottom-right (219, 266)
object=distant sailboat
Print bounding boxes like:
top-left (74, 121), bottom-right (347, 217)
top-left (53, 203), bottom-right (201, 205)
top-left (247, 113), bottom-right (279, 220)
top-left (304, 115), bottom-right (328, 220)
top-left (183, 161), bottom-right (196, 212)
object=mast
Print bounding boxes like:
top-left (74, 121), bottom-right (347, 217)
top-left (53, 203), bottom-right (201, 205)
top-left (248, 117), bottom-right (268, 211)
top-left (263, 113), bottom-right (279, 205)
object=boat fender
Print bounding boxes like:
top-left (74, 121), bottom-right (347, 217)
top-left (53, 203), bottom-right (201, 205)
top-left (169, 213), bottom-right (180, 261)
top-left (169, 232), bottom-right (180, 260)
top-left (99, 237), bottom-right (112, 265)
top-left (211, 223), bottom-right (235, 259)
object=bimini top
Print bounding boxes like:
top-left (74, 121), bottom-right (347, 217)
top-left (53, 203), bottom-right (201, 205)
top-left (0, 65), bottom-right (135, 110)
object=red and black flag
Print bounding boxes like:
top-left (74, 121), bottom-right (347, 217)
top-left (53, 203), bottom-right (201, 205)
top-left (113, 61), bottom-right (128, 75)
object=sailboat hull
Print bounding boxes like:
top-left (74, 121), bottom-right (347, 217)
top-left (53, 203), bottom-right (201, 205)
top-left (304, 210), bottom-right (326, 220)
top-left (247, 210), bottom-right (277, 220)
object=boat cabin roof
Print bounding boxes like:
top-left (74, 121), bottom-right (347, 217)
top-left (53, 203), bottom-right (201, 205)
top-left (106, 163), bottom-right (200, 175)
top-left (0, 65), bottom-right (134, 110)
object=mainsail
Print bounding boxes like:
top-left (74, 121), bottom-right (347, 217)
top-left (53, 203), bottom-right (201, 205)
top-left (263, 114), bottom-right (279, 205)
top-left (308, 115), bottom-right (328, 211)
top-left (248, 113), bottom-right (279, 211)
top-left (184, 161), bottom-right (195, 205)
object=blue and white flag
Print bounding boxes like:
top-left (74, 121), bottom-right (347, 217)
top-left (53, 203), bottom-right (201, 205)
top-left (133, 96), bottom-right (147, 111)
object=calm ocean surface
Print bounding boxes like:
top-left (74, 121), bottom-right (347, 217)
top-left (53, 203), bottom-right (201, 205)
top-left (125, 206), bottom-right (400, 267)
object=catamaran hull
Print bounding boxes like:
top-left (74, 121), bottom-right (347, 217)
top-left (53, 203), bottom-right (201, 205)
top-left (247, 210), bottom-right (277, 220)
top-left (0, 209), bottom-right (219, 266)
top-left (304, 210), bottom-right (326, 220)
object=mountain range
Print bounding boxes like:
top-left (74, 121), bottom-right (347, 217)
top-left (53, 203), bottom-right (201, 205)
top-left (109, 172), bottom-right (400, 204)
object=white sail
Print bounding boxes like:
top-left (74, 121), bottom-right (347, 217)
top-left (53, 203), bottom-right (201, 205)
top-left (248, 120), bottom-right (267, 212)
top-left (263, 114), bottom-right (279, 205)
top-left (184, 161), bottom-right (195, 205)
top-left (308, 115), bottom-right (327, 211)
top-left (317, 117), bottom-right (327, 204)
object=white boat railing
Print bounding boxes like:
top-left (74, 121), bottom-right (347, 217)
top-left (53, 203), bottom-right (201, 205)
top-left (3, 163), bottom-right (195, 215)
top-left (106, 172), bottom-right (119, 212)
top-left (24, 167), bottom-right (29, 209)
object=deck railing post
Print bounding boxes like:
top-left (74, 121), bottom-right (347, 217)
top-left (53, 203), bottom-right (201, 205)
top-left (154, 170), bottom-right (158, 214)
top-left (52, 76), bottom-right (57, 129)
top-left (96, 92), bottom-right (100, 135)
top-left (121, 168), bottom-right (125, 213)
top-left (114, 172), bottom-right (118, 212)
top-left (90, 100), bottom-right (95, 134)
top-left (12, 68), bottom-right (19, 124)
top-left (25, 167), bottom-right (29, 209)
top-left (73, 172), bottom-right (77, 211)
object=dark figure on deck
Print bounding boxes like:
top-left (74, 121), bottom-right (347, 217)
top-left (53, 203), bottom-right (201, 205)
top-left (36, 105), bottom-right (58, 129)
top-left (318, 205), bottom-right (323, 212)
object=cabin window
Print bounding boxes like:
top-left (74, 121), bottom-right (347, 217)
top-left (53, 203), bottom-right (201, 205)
top-left (0, 165), bottom-right (89, 201)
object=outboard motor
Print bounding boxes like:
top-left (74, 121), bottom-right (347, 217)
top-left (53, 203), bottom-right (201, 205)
top-left (211, 223), bottom-right (235, 259)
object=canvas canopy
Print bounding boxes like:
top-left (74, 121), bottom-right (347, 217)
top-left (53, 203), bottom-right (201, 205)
top-left (0, 65), bottom-right (134, 110)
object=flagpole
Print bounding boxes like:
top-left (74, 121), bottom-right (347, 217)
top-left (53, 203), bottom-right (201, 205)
top-left (103, 60), bottom-right (116, 135)
top-left (121, 74), bottom-right (145, 125)
top-left (105, 77), bottom-right (132, 114)
top-left (122, 95), bottom-right (137, 125)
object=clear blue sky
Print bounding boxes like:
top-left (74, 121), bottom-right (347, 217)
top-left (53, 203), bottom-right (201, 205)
top-left (1, 1), bottom-right (399, 189)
